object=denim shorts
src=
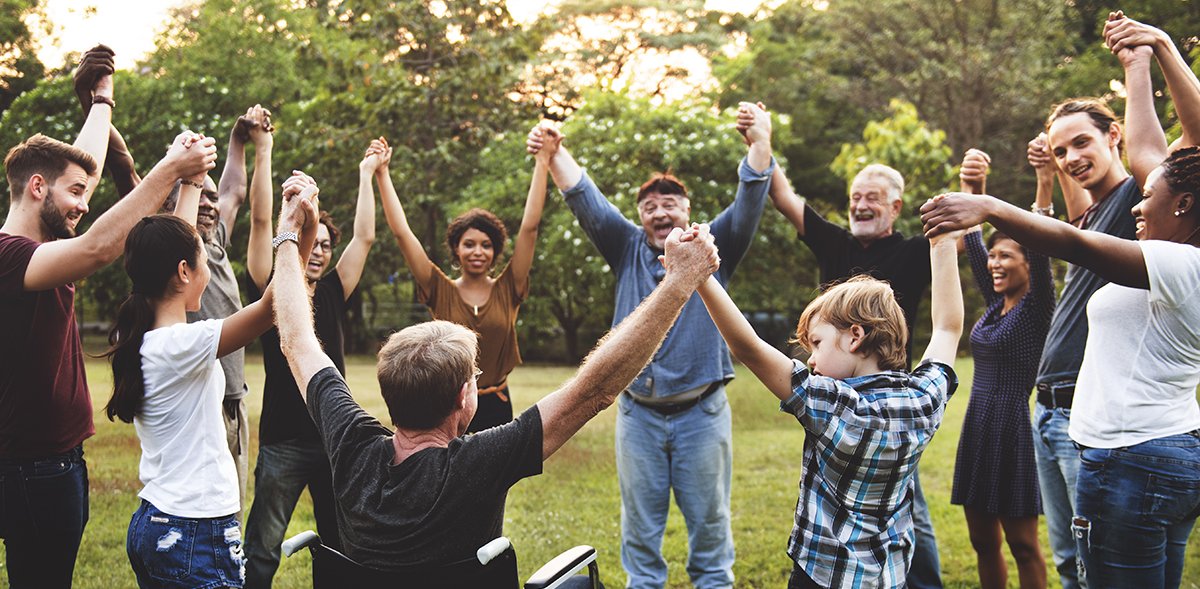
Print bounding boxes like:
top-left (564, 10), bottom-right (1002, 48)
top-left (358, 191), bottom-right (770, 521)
top-left (127, 500), bottom-right (245, 589)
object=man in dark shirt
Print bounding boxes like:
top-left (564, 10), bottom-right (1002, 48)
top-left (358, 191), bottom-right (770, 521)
top-left (269, 176), bottom-right (720, 572)
top-left (766, 161), bottom-right (941, 588)
top-left (0, 60), bottom-right (215, 587)
top-left (242, 140), bottom-right (379, 588)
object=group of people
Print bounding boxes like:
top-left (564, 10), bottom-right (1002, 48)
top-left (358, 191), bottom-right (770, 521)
top-left (1, 9), bottom-right (1199, 589)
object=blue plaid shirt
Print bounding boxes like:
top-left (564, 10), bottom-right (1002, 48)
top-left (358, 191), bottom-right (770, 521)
top-left (781, 359), bottom-right (958, 588)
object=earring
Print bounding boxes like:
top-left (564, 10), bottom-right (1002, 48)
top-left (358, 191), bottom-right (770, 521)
top-left (1176, 210), bottom-right (1183, 217)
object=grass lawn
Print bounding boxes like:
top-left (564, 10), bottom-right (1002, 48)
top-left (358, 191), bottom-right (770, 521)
top-left (5, 356), bottom-right (1199, 588)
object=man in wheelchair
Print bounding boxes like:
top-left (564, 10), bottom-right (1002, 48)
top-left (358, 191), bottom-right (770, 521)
top-left (269, 184), bottom-right (721, 582)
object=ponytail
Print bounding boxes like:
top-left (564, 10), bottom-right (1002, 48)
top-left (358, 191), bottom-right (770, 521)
top-left (103, 293), bottom-right (154, 423)
top-left (101, 214), bottom-right (201, 422)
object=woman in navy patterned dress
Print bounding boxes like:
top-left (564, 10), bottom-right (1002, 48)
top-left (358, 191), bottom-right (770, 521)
top-left (952, 148), bottom-right (1056, 588)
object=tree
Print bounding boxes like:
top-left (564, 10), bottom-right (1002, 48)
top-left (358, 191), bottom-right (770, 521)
top-left (0, 0), bottom-right (46, 116)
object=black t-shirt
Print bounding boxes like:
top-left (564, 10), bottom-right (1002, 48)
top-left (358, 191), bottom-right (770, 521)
top-left (306, 367), bottom-right (543, 570)
top-left (800, 205), bottom-right (931, 362)
top-left (250, 271), bottom-right (348, 445)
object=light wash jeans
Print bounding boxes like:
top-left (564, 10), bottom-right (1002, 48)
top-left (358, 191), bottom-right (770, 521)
top-left (907, 467), bottom-right (942, 588)
top-left (1034, 404), bottom-right (1084, 589)
top-left (616, 386), bottom-right (734, 589)
top-left (1073, 431), bottom-right (1200, 588)
top-left (243, 440), bottom-right (340, 589)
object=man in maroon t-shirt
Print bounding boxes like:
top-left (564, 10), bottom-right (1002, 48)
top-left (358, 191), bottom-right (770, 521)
top-left (0, 51), bottom-right (216, 588)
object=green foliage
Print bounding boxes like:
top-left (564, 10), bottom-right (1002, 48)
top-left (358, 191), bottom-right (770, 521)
top-left (0, 0), bottom-right (46, 115)
top-left (830, 99), bottom-right (956, 237)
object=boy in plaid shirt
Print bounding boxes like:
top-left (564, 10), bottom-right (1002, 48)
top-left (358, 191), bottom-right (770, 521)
top-left (690, 226), bottom-right (964, 588)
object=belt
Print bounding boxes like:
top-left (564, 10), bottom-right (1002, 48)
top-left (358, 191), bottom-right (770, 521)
top-left (1036, 382), bottom-right (1074, 409)
top-left (627, 383), bottom-right (720, 416)
top-left (0, 444), bottom-right (84, 469)
top-left (479, 381), bottom-right (509, 402)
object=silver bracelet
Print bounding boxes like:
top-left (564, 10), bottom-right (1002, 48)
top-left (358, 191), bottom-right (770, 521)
top-left (1030, 203), bottom-right (1054, 216)
top-left (272, 231), bottom-right (299, 250)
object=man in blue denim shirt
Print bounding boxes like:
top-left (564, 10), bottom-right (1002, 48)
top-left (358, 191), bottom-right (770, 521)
top-left (526, 103), bottom-right (774, 588)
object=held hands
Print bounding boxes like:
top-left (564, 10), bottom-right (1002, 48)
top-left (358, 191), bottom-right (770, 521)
top-left (360, 137), bottom-right (392, 174)
top-left (526, 124), bottom-right (564, 162)
top-left (1027, 132), bottom-right (1055, 180)
top-left (660, 223), bottom-right (720, 292)
top-left (958, 148), bottom-right (990, 194)
top-left (73, 44), bottom-right (115, 112)
top-left (165, 131), bottom-right (218, 180)
top-left (1104, 11), bottom-right (1168, 57)
top-left (920, 193), bottom-right (993, 239)
top-left (279, 171), bottom-right (320, 236)
top-left (735, 101), bottom-right (771, 147)
top-left (234, 104), bottom-right (274, 145)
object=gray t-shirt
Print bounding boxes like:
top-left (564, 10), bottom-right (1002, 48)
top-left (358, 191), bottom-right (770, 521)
top-left (1036, 177), bottom-right (1141, 386)
top-left (186, 220), bottom-right (247, 400)
top-left (306, 367), bottom-right (543, 570)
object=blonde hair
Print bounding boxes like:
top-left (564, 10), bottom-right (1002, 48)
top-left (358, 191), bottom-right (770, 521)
top-left (377, 320), bottom-right (479, 429)
top-left (793, 275), bottom-right (908, 371)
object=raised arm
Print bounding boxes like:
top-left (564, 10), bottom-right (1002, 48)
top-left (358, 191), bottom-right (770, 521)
top-left (710, 103), bottom-right (774, 275)
top-left (529, 124), bottom-right (582, 191)
top-left (246, 112), bottom-right (276, 290)
top-left (922, 192), bottom-right (1148, 289)
top-left (958, 149), bottom-right (996, 301)
top-left (510, 128), bottom-right (560, 294)
top-left (768, 165), bottom-right (806, 236)
top-left (272, 175), bottom-right (333, 396)
top-left (72, 45), bottom-right (140, 197)
top-left (921, 229), bottom-right (965, 365)
top-left (72, 59), bottom-right (113, 202)
top-left (697, 276), bottom-right (793, 400)
top-left (537, 225), bottom-right (719, 459)
top-left (1116, 42), bottom-right (1168, 189)
top-left (24, 133), bottom-right (216, 290)
top-left (334, 137), bottom-right (383, 299)
top-left (215, 106), bottom-right (262, 238)
top-left (171, 177), bottom-right (202, 226)
top-left (377, 145), bottom-right (435, 290)
top-left (1106, 13), bottom-right (1200, 148)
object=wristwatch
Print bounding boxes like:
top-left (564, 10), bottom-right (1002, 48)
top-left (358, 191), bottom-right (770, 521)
top-left (272, 231), bottom-right (299, 250)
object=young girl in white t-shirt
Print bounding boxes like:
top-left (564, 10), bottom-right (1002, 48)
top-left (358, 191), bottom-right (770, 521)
top-left (103, 165), bottom-right (317, 588)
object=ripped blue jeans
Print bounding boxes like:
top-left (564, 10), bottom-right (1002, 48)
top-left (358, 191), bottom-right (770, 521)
top-left (1073, 432), bottom-right (1200, 588)
top-left (127, 500), bottom-right (245, 589)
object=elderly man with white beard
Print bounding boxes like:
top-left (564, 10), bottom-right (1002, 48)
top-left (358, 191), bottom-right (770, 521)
top-left (767, 161), bottom-right (944, 588)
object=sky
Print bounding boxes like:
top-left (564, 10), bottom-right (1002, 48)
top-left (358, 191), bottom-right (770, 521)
top-left (36, 0), bottom-right (767, 69)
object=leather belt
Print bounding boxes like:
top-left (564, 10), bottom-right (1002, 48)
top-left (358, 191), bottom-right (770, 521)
top-left (1036, 382), bottom-right (1073, 409)
top-left (479, 381), bottom-right (509, 402)
top-left (627, 383), bottom-right (720, 416)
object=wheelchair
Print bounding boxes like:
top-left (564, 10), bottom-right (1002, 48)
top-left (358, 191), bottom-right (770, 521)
top-left (282, 530), bottom-right (601, 588)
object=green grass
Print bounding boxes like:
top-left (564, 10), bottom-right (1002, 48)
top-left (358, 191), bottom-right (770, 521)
top-left (5, 357), bottom-right (1200, 588)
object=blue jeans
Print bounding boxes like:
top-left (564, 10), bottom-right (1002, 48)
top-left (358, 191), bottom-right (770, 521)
top-left (243, 440), bottom-right (341, 589)
top-left (0, 445), bottom-right (88, 589)
top-left (127, 500), bottom-right (244, 589)
top-left (906, 466), bottom-right (942, 588)
top-left (1034, 404), bottom-right (1084, 589)
top-left (1073, 432), bottom-right (1200, 588)
top-left (616, 387), bottom-right (734, 589)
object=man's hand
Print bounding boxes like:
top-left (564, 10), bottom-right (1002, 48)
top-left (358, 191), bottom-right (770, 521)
top-left (73, 45), bottom-right (115, 114)
top-left (920, 193), bottom-right (995, 238)
top-left (279, 172), bottom-right (319, 235)
top-left (529, 125), bottom-right (563, 164)
top-left (359, 137), bottom-right (392, 174)
top-left (235, 104), bottom-right (274, 145)
top-left (1027, 132), bottom-right (1055, 178)
top-left (662, 223), bottom-right (720, 292)
top-left (736, 101), bottom-right (771, 147)
top-left (164, 131), bottom-right (218, 180)
top-left (1104, 12), bottom-right (1170, 55)
top-left (958, 148), bottom-right (990, 194)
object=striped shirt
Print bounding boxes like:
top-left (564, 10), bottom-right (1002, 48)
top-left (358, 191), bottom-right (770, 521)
top-left (781, 359), bottom-right (958, 588)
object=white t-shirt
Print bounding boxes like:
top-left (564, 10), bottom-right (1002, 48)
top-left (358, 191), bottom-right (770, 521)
top-left (135, 319), bottom-right (239, 518)
top-left (1072, 240), bottom-right (1200, 448)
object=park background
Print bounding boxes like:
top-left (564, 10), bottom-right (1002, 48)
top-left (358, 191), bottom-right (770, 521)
top-left (1, 0), bottom-right (1200, 586)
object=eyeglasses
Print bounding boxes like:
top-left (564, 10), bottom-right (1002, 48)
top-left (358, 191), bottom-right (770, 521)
top-left (313, 240), bottom-right (332, 253)
top-left (472, 367), bottom-right (483, 381)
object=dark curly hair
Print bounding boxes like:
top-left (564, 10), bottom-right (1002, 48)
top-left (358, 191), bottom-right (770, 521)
top-left (1160, 146), bottom-right (1200, 200)
top-left (318, 211), bottom-right (341, 248)
top-left (446, 208), bottom-right (508, 268)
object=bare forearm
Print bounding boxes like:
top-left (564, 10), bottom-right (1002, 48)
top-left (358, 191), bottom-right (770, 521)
top-left (74, 103), bottom-right (113, 199)
top-left (929, 240), bottom-right (963, 334)
top-left (697, 277), bottom-right (792, 400)
top-left (547, 146), bottom-right (583, 191)
top-left (354, 171), bottom-right (377, 244)
top-left (273, 242), bottom-right (322, 383)
top-left (1154, 36), bottom-right (1200, 145)
top-left (769, 166), bottom-right (806, 233)
top-left (246, 145), bottom-right (274, 287)
top-left (106, 127), bottom-right (140, 197)
top-left (217, 136), bottom-right (249, 222)
top-left (511, 159), bottom-right (549, 281)
top-left (539, 278), bottom-right (693, 457)
top-left (1034, 173), bottom-right (1054, 209)
top-left (747, 137), bottom-right (772, 174)
top-left (1124, 58), bottom-right (1169, 185)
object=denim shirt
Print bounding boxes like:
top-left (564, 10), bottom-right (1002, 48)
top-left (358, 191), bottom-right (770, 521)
top-left (562, 157), bottom-right (774, 397)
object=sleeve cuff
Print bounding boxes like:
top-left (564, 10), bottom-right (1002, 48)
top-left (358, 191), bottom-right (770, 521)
top-left (561, 169), bottom-right (592, 198)
top-left (738, 156), bottom-right (776, 182)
